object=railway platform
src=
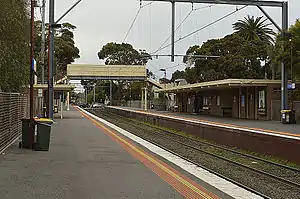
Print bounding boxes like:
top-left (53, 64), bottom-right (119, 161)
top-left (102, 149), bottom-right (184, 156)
top-left (106, 106), bottom-right (300, 164)
top-left (0, 107), bottom-right (264, 199)
top-left (111, 106), bottom-right (300, 139)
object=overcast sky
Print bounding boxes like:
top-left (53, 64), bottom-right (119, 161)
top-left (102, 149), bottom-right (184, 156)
top-left (41, 0), bottom-right (299, 81)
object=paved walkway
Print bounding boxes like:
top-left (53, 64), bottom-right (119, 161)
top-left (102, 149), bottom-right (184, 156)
top-left (0, 108), bottom-right (235, 199)
top-left (116, 107), bottom-right (300, 136)
top-left (0, 109), bottom-right (183, 199)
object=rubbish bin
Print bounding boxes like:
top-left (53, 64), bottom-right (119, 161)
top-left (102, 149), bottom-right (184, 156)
top-left (281, 110), bottom-right (296, 124)
top-left (54, 105), bottom-right (58, 113)
top-left (43, 106), bottom-right (47, 117)
top-left (19, 119), bottom-right (35, 149)
top-left (34, 118), bottom-right (53, 151)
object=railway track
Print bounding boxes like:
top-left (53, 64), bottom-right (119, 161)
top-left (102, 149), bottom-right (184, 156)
top-left (88, 108), bottom-right (300, 199)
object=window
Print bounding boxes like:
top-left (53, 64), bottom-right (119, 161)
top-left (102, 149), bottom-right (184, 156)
top-left (203, 97), bottom-right (208, 106)
top-left (203, 96), bottom-right (212, 106)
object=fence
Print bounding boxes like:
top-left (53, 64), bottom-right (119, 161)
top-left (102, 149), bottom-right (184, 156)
top-left (0, 93), bottom-right (29, 151)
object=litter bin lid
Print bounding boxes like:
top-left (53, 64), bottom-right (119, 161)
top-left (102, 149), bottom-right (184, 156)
top-left (35, 118), bottom-right (54, 125)
top-left (281, 110), bottom-right (292, 113)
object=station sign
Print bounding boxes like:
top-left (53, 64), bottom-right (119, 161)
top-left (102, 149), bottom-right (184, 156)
top-left (287, 83), bottom-right (296, 90)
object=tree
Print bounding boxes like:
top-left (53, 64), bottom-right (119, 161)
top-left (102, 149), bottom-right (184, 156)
top-left (171, 70), bottom-right (185, 82)
top-left (96, 42), bottom-right (152, 103)
top-left (159, 78), bottom-right (171, 84)
top-left (97, 42), bottom-right (151, 65)
top-left (233, 16), bottom-right (276, 44)
top-left (274, 19), bottom-right (300, 80)
top-left (34, 21), bottom-right (80, 82)
top-left (0, 0), bottom-right (29, 92)
top-left (180, 33), bottom-right (271, 83)
top-left (54, 23), bottom-right (80, 80)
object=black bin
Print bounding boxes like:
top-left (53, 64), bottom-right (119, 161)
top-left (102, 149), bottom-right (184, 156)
top-left (19, 119), bottom-right (35, 149)
top-left (281, 110), bottom-right (296, 124)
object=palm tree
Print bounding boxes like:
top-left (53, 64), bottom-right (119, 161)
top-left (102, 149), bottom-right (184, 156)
top-left (233, 16), bottom-right (276, 44)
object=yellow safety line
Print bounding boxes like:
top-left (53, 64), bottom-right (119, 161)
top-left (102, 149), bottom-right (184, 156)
top-left (79, 109), bottom-right (215, 199)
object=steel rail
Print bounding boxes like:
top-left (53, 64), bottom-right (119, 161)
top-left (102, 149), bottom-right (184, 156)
top-left (99, 110), bottom-right (300, 189)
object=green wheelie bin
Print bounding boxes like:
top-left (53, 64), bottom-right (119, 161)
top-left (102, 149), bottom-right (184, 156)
top-left (34, 118), bottom-right (54, 151)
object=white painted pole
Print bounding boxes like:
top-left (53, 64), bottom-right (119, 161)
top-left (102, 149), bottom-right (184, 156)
top-left (60, 94), bottom-right (63, 119)
top-left (67, 92), bottom-right (70, 111)
top-left (141, 89), bottom-right (144, 109)
top-left (145, 87), bottom-right (148, 111)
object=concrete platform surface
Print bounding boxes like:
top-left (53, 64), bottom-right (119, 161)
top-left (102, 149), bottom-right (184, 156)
top-left (0, 109), bottom-right (185, 199)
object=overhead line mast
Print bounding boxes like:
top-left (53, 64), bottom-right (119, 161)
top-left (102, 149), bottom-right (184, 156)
top-left (142, 0), bottom-right (289, 118)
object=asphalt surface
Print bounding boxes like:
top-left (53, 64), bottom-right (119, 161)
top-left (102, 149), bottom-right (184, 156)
top-left (0, 108), bottom-right (183, 199)
top-left (117, 107), bottom-right (300, 135)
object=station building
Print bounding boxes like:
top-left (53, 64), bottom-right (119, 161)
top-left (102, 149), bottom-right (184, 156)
top-left (156, 79), bottom-right (300, 121)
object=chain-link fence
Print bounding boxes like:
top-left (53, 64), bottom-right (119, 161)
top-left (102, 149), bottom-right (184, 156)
top-left (0, 93), bottom-right (29, 151)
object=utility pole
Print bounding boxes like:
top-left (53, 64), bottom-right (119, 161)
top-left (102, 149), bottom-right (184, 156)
top-left (29, 0), bottom-right (35, 149)
top-left (38, 0), bottom-right (46, 116)
top-left (40, 0), bottom-right (46, 84)
top-left (281, 1), bottom-right (288, 111)
top-left (48, 0), bottom-right (82, 118)
top-left (48, 0), bottom-right (55, 119)
top-left (171, 1), bottom-right (175, 62)
top-left (30, 0), bottom-right (35, 119)
top-left (144, 0), bottom-right (289, 116)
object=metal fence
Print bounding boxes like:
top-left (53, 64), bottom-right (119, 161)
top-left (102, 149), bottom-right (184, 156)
top-left (0, 93), bottom-right (29, 151)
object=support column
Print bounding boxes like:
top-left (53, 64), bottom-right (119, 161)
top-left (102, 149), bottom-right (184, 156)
top-left (60, 93), bottom-right (63, 119)
top-left (110, 80), bottom-right (113, 106)
top-left (93, 84), bottom-right (96, 103)
top-left (281, 2), bottom-right (288, 111)
top-left (171, 1), bottom-right (175, 62)
top-left (67, 91), bottom-right (70, 111)
top-left (239, 87), bottom-right (242, 119)
top-left (85, 88), bottom-right (87, 103)
top-left (141, 88), bottom-right (144, 109)
top-left (145, 88), bottom-right (148, 111)
top-left (246, 87), bottom-right (249, 119)
top-left (254, 87), bottom-right (258, 120)
top-left (67, 79), bottom-right (70, 111)
top-left (48, 0), bottom-right (55, 119)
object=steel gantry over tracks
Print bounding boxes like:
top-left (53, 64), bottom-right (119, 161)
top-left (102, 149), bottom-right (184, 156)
top-left (143, 0), bottom-right (289, 115)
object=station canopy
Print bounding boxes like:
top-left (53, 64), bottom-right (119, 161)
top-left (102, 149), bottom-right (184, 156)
top-left (156, 79), bottom-right (288, 93)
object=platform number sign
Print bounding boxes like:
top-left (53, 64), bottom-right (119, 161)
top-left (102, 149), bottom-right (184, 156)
top-left (288, 83), bottom-right (296, 90)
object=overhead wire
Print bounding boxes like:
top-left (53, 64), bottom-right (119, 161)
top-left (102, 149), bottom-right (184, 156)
top-left (152, 63), bottom-right (186, 74)
top-left (123, 8), bottom-right (141, 43)
top-left (154, 5), bottom-right (248, 53)
top-left (152, 4), bottom-right (214, 54)
top-left (123, 1), bottom-right (154, 43)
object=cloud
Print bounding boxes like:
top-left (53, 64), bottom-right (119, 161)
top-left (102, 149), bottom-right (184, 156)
top-left (43, 0), bottom-right (299, 79)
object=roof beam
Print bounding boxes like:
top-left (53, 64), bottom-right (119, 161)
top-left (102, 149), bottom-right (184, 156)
top-left (143, 0), bottom-right (284, 7)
